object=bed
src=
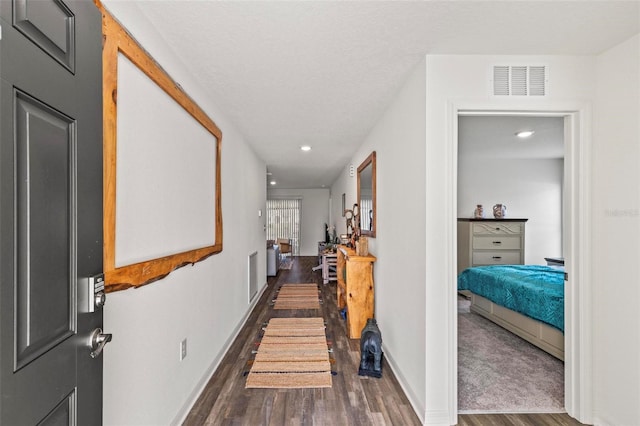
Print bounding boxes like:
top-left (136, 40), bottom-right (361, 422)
top-left (458, 264), bottom-right (565, 360)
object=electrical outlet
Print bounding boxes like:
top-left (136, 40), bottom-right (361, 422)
top-left (180, 338), bottom-right (187, 361)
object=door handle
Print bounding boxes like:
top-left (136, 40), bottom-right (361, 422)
top-left (89, 328), bottom-right (112, 359)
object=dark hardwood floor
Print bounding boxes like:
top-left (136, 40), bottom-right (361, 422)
top-left (183, 256), bottom-right (419, 425)
top-left (457, 413), bottom-right (585, 426)
top-left (183, 256), bottom-right (585, 426)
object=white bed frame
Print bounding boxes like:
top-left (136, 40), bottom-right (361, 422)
top-left (468, 292), bottom-right (564, 361)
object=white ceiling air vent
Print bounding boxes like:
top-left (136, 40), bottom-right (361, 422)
top-left (493, 65), bottom-right (546, 96)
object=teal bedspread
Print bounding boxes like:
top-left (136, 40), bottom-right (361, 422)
top-left (458, 265), bottom-right (564, 332)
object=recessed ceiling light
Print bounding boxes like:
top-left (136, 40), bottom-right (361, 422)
top-left (515, 130), bottom-right (535, 138)
top-left (300, 145), bottom-right (312, 151)
top-left (269, 180), bottom-right (276, 185)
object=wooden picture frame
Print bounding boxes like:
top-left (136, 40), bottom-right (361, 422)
top-left (96, 2), bottom-right (223, 291)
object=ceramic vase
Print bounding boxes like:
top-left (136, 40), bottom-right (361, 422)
top-left (493, 204), bottom-right (506, 219)
top-left (473, 204), bottom-right (484, 219)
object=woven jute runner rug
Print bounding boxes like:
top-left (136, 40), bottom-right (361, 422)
top-left (246, 317), bottom-right (332, 389)
top-left (273, 283), bottom-right (320, 310)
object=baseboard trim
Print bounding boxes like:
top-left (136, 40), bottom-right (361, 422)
top-left (381, 343), bottom-right (425, 424)
top-left (423, 409), bottom-right (451, 425)
top-left (170, 282), bottom-right (269, 426)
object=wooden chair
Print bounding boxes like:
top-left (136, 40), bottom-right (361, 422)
top-left (276, 238), bottom-right (292, 259)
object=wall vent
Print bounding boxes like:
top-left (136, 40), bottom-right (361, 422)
top-left (493, 65), bottom-right (546, 96)
top-left (248, 251), bottom-right (258, 302)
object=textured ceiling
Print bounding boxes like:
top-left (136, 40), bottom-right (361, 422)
top-left (102, 1), bottom-right (639, 189)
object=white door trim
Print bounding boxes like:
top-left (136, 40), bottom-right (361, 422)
top-left (446, 102), bottom-right (592, 424)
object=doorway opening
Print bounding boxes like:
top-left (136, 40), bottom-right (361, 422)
top-left (448, 106), bottom-right (592, 424)
top-left (456, 115), bottom-right (565, 413)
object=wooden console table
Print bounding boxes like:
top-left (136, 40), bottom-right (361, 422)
top-left (336, 246), bottom-right (376, 339)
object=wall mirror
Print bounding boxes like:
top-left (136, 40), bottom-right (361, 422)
top-left (357, 151), bottom-right (376, 237)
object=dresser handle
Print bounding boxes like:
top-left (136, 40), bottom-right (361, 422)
top-left (492, 241), bottom-right (502, 245)
top-left (492, 256), bottom-right (502, 260)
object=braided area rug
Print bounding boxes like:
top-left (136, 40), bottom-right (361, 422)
top-left (246, 317), bottom-right (332, 388)
top-left (273, 283), bottom-right (320, 310)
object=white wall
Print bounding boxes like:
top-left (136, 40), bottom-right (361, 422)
top-left (330, 167), bottom-right (357, 237)
top-left (592, 34), bottom-right (640, 426)
top-left (99, 4), bottom-right (640, 424)
top-left (330, 59), bottom-right (428, 421)
top-left (458, 157), bottom-right (564, 264)
top-left (267, 188), bottom-right (330, 256)
top-left (425, 54), bottom-right (596, 424)
top-left (101, 3), bottom-right (267, 425)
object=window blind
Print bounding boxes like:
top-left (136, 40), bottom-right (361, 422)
top-left (266, 198), bottom-right (301, 255)
top-left (360, 198), bottom-right (373, 231)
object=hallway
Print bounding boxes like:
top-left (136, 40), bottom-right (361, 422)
top-left (183, 256), bottom-right (420, 425)
top-left (182, 256), bottom-right (584, 425)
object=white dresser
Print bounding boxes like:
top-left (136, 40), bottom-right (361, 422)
top-left (457, 218), bottom-right (527, 275)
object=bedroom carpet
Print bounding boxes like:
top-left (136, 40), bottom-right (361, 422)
top-left (458, 296), bottom-right (565, 413)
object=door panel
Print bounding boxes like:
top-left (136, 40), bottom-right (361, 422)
top-left (39, 391), bottom-right (75, 426)
top-left (1, 1), bottom-right (103, 424)
top-left (12, 0), bottom-right (75, 72)
top-left (15, 89), bottom-right (76, 370)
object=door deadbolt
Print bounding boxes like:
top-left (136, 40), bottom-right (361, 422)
top-left (95, 291), bottom-right (106, 309)
top-left (81, 274), bottom-right (106, 313)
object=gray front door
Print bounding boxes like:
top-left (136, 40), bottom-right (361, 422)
top-left (0, 1), bottom-right (104, 424)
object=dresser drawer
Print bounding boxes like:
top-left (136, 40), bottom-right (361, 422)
top-left (473, 222), bottom-right (522, 235)
top-left (473, 251), bottom-right (522, 265)
top-left (473, 236), bottom-right (521, 250)
top-left (458, 219), bottom-right (527, 275)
